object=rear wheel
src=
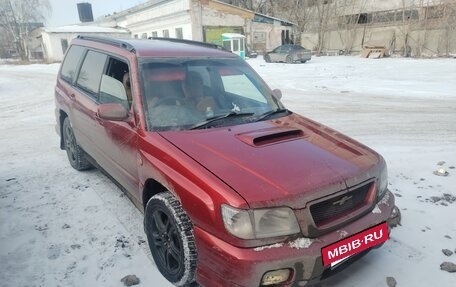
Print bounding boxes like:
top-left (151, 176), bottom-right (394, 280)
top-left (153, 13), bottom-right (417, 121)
top-left (62, 117), bottom-right (92, 170)
top-left (286, 55), bottom-right (293, 64)
top-left (144, 192), bottom-right (197, 286)
top-left (301, 60), bottom-right (307, 63)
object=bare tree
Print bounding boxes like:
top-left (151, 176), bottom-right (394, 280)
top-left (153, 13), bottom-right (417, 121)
top-left (437, 0), bottom-right (456, 56)
top-left (223, 0), bottom-right (270, 12)
top-left (0, 0), bottom-right (51, 61)
top-left (276, 0), bottom-right (314, 45)
top-left (312, 0), bottom-right (337, 55)
top-left (335, 0), bottom-right (368, 55)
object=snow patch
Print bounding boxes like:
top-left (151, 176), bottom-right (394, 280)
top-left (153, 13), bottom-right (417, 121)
top-left (288, 238), bottom-right (314, 249)
top-left (43, 25), bottom-right (129, 33)
top-left (2, 56), bottom-right (456, 287)
top-left (253, 243), bottom-right (284, 251)
top-left (372, 204), bottom-right (382, 214)
top-left (337, 230), bottom-right (349, 239)
top-left (379, 192), bottom-right (391, 206)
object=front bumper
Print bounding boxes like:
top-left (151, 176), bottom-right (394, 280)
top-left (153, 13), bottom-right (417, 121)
top-left (194, 191), bottom-right (396, 287)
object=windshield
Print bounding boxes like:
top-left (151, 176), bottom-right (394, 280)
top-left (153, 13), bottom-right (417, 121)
top-left (139, 57), bottom-right (282, 131)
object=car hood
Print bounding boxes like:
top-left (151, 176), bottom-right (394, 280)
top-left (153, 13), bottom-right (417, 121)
top-left (159, 114), bottom-right (382, 208)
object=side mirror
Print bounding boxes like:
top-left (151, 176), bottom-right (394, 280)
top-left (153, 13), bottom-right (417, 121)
top-left (98, 103), bottom-right (128, 121)
top-left (100, 75), bottom-right (128, 102)
top-left (272, 89), bottom-right (282, 100)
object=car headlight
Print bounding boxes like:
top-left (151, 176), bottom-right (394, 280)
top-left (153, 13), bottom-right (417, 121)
top-left (377, 164), bottom-right (388, 199)
top-left (221, 205), bottom-right (300, 239)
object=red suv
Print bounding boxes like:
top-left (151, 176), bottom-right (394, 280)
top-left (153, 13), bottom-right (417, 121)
top-left (55, 36), bottom-right (399, 287)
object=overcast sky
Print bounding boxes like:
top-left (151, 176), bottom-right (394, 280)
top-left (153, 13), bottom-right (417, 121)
top-left (47, 0), bottom-right (148, 26)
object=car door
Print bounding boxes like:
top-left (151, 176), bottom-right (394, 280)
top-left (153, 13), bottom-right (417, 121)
top-left (71, 49), bottom-right (107, 159)
top-left (95, 56), bottom-right (139, 195)
top-left (279, 45), bottom-right (291, 62)
top-left (269, 46), bottom-right (282, 62)
top-left (73, 51), bottom-right (139, 194)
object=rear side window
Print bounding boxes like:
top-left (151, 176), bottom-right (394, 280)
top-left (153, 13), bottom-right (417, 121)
top-left (60, 45), bottom-right (85, 83)
top-left (76, 51), bottom-right (107, 95)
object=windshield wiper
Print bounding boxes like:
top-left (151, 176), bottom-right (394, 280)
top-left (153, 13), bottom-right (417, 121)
top-left (190, 111), bottom-right (254, 130)
top-left (256, 108), bottom-right (290, 121)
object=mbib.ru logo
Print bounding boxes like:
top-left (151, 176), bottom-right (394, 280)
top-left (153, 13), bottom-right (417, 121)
top-left (322, 222), bottom-right (389, 267)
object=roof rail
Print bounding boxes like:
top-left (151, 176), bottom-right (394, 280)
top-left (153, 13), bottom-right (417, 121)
top-left (149, 37), bottom-right (230, 52)
top-left (77, 35), bottom-right (136, 53)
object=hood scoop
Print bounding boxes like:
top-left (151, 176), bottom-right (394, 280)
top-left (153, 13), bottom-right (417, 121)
top-left (236, 127), bottom-right (304, 147)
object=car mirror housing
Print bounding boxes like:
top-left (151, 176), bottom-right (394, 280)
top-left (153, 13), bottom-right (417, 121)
top-left (98, 103), bottom-right (129, 121)
top-left (272, 89), bottom-right (282, 100)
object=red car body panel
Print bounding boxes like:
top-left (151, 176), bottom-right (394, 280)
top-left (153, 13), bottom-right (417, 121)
top-left (194, 191), bottom-right (395, 287)
top-left (160, 113), bottom-right (381, 209)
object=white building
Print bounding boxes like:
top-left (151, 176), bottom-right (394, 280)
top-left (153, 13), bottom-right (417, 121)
top-left (98, 0), bottom-right (295, 53)
top-left (29, 25), bottom-right (129, 62)
top-left (30, 0), bottom-right (295, 62)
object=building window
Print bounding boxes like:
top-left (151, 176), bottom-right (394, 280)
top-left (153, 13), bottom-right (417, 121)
top-left (358, 13), bottom-right (372, 24)
top-left (60, 39), bottom-right (69, 54)
top-left (151, 31), bottom-right (158, 37)
top-left (233, 40), bottom-right (239, 51)
top-left (223, 41), bottom-right (231, 50)
top-left (162, 29), bottom-right (169, 38)
top-left (175, 27), bottom-right (183, 39)
top-left (141, 33), bottom-right (147, 39)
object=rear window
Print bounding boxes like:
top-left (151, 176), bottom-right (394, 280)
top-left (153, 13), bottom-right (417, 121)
top-left (76, 51), bottom-right (107, 95)
top-left (60, 45), bottom-right (85, 83)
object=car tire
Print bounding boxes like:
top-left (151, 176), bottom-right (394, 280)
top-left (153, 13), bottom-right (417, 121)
top-left (301, 60), bottom-right (307, 63)
top-left (264, 55), bottom-right (271, 63)
top-left (144, 192), bottom-right (197, 286)
top-left (286, 55), bottom-right (293, 64)
top-left (62, 117), bottom-right (92, 170)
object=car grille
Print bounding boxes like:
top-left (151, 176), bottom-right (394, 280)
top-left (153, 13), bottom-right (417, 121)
top-left (310, 183), bottom-right (372, 226)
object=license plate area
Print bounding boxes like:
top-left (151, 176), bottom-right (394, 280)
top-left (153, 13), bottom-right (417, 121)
top-left (321, 222), bottom-right (389, 267)
top-left (330, 255), bottom-right (350, 268)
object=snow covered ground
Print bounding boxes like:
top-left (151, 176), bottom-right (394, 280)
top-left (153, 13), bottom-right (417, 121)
top-left (1, 56), bottom-right (455, 287)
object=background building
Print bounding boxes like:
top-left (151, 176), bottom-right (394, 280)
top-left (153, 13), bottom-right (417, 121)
top-left (28, 25), bottom-right (129, 62)
top-left (98, 0), bottom-right (295, 53)
top-left (293, 0), bottom-right (456, 56)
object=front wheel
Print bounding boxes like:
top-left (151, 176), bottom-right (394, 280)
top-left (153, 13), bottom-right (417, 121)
top-left (62, 117), bottom-right (92, 170)
top-left (144, 192), bottom-right (197, 286)
top-left (264, 55), bottom-right (271, 63)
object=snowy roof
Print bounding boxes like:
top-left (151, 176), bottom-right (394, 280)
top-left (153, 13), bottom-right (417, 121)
top-left (42, 25), bottom-right (129, 34)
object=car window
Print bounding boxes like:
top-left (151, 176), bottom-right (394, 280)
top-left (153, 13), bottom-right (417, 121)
top-left (281, 46), bottom-right (291, 53)
top-left (99, 75), bottom-right (129, 109)
top-left (76, 50), bottom-right (107, 96)
top-left (139, 58), bottom-right (280, 131)
top-left (101, 57), bottom-right (131, 109)
top-left (272, 46), bottom-right (281, 53)
top-left (60, 45), bottom-right (85, 83)
top-left (221, 73), bottom-right (266, 104)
